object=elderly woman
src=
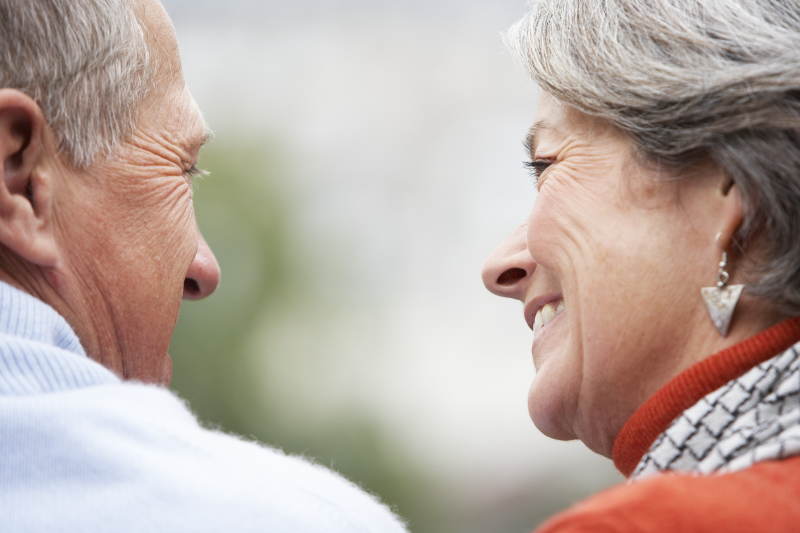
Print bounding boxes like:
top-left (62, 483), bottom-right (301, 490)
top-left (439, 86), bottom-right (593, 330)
top-left (483, 0), bottom-right (800, 530)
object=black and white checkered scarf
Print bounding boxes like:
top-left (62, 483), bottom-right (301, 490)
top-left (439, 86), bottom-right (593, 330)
top-left (633, 342), bottom-right (800, 480)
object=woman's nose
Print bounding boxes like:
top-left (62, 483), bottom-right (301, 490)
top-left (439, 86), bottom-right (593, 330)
top-left (482, 223), bottom-right (536, 301)
top-left (183, 229), bottom-right (221, 300)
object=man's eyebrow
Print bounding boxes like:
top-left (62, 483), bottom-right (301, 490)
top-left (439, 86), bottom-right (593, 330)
top-left (525, 119), bottom-right (556, 158)
top-left (199, 123), bottom-right (214, 148)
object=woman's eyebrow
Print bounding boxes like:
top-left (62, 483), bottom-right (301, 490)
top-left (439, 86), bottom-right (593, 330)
top-left (526, 119), bottom-right (556, 158)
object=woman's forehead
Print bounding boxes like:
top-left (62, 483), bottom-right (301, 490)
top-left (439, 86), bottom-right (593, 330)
top-left (529, 94), bottom-right (613, 155)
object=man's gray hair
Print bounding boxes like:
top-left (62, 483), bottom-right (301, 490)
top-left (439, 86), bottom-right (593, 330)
top-left (507, 0), bottom-right (800, 313)
top-left (0, 0), bottom-right (152, 168)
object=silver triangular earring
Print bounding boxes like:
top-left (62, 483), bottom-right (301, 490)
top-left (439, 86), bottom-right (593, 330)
top-left (701, 232), bottom-right (744, 337)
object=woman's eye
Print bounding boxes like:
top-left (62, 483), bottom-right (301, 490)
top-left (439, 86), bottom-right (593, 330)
top-left (524, 160), bottom-right (553, 188)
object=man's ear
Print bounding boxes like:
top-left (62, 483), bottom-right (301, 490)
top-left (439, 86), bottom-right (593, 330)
top-left (0, 88), bottom-right (56, 267)
top-left (716, 180), bottom-right (744, 252)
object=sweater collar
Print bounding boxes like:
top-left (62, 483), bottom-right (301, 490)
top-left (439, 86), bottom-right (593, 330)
top-left (0, 280), bottom-right (86, 356)
top-left (612, 316), bottom-right (800, 477)
top-left (0, 280), bottom-right (119, 394)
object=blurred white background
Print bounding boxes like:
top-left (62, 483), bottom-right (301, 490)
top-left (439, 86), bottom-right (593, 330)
top-left (163, 1), bottom-right (623, 531)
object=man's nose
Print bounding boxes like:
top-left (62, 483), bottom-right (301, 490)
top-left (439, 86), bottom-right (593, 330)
top-left (481, 222), bottom-right (536, 301)
top-left (183, 229), bottom-right (220, 300)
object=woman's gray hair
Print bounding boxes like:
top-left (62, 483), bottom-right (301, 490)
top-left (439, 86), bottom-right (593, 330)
top-left (0, 0), bottom-right (152, 168)
top-left (507, 0), bottom-right (800, 313)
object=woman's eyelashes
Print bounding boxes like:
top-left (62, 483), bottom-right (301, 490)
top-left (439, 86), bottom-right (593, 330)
top-left (524, 159), bottom-right (554, 188)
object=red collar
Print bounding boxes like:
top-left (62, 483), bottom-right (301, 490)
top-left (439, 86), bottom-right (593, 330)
top-left (612, 316), bottom-right (800, 477)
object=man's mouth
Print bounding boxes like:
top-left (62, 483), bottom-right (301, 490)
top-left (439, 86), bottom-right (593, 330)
top-left (533, 299), bottom-right (565, 338)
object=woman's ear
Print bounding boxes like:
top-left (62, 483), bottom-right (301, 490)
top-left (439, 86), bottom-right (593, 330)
top-left (716, 180), bottom-right (744, 252)
top-left (0, 88), bottom-right (57, 267)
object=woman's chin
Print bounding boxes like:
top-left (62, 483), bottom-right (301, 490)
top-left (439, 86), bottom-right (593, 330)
top-left (527, 366), bottom-right (580, 442)
top-left (528, 318), bottom-right (581, 440)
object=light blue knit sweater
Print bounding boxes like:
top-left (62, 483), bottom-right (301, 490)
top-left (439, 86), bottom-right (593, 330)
top-left (0, 282), bottom-right (407, 532)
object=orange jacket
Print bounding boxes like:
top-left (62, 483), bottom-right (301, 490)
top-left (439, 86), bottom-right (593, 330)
top-left (536, 317), bottom-right (800, 533)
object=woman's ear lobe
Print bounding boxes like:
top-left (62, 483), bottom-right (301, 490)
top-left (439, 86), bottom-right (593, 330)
top-left (0, 89), bottom-right (57, 267)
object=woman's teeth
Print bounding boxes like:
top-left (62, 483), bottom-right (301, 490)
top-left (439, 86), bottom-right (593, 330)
top-left (533, 299), bottom-right (565, 337)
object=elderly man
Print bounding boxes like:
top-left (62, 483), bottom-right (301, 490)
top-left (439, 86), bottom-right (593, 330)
top-left (0, 0), bottom-right (407, 531)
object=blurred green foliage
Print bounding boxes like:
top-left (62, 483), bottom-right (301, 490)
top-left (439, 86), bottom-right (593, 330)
top-left (168, 141), bottom-right (445, 531)
top-left (169, 141), bottom-right (293, 432)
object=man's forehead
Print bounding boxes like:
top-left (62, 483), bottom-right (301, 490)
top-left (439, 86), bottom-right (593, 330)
top-left (135, 0), bottom-right (183, 86)
top-left (135, 0), bottom-right (177, 49)
top-left (136, 88), bottom-right (210, 157)
top-left (133, 0), bottom-right (211, 154)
